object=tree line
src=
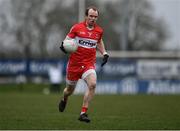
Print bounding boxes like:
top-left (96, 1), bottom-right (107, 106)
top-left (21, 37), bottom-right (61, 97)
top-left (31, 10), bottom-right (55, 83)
top-left (0, 0), bottom-right (169, 58)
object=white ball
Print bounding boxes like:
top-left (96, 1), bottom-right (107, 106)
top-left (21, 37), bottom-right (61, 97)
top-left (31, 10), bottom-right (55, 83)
top-left (63, 39), bottom-right (78, 53)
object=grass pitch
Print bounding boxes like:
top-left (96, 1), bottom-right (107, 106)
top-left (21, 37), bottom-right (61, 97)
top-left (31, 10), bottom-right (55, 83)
top-left (0, 84), bottom-right (180, 130)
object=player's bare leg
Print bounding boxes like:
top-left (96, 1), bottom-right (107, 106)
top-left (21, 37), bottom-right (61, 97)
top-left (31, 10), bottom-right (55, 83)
top-left (78, 73), bottom-right (96, 123)
top-left (59, 84), bottom-right (75, 112)
top-left (83, 73), bottom-right (96, 108)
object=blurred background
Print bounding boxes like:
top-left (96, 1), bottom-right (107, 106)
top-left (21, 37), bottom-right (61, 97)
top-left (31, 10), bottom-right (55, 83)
top-left (0, 0), bottom-right (180, 94)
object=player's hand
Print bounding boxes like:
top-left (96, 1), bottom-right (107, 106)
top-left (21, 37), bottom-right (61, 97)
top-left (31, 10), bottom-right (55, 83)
top-left (101, 53), bottom-right (109, 67)
top-left (59, 42), bottom-right (67, 54)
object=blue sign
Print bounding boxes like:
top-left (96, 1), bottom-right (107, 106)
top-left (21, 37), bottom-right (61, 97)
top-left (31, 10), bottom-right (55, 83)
top-left (0, 59), bottom-right (65, 76)
top-left (0, 60), bottom-right (26, 75)
top-left (75, 78), bottom-right (180, 94)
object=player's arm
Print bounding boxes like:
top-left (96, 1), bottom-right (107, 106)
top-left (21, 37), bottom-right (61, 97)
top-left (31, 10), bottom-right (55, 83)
top-left (64, 36), bottom-right (74, 41)
top-left (97, 39), bottom-right (109, 67)
top-left (97, 39), bottom-right (106, 55)
top-left (60, 25), bottom-right (76, 54)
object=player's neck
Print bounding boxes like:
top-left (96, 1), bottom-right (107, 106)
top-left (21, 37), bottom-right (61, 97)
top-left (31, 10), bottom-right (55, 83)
top-left (85, 21), bottom-right (94, 30)
top-left (87, 26), bottom-right (94, 30)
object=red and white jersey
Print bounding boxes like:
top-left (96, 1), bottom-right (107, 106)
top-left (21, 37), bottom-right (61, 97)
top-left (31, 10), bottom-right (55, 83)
top-left (67, 21), bottom-right (103, 71)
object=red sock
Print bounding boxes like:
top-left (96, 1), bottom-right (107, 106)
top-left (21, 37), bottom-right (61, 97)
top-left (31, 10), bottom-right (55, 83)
top-left (81, 107), bottom-right (88, 114)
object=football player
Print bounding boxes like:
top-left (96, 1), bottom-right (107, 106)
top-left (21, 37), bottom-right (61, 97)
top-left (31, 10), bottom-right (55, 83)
top-left (59, 6), bottom-right (109, 123)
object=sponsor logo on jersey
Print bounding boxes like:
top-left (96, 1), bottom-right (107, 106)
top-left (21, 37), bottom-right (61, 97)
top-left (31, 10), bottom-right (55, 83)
top-left (76, 37), bottom-right (97, 48)
top-left (79, 39), bottom-right (96, 47)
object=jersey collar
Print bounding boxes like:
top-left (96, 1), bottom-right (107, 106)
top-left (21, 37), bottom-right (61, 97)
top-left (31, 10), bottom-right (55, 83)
top-left (83, 21), bottom-right (96, 30)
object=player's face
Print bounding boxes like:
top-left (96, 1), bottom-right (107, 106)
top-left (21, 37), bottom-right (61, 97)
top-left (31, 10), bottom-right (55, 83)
top-left (86, 9), bottom-right (98, 27)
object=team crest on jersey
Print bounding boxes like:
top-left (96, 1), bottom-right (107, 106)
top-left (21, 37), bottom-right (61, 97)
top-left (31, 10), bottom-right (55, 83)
top-left (95, 34), bottom-right (100, 39)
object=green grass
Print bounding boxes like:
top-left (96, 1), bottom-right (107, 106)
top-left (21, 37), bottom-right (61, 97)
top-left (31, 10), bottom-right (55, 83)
top-left (0, 84), bottom-right (180, 130)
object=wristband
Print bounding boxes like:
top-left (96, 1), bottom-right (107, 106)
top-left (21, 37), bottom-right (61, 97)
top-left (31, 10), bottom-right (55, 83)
top-left (103, 52), bottom-right (108, 55)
